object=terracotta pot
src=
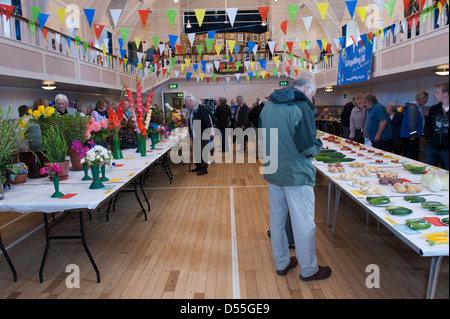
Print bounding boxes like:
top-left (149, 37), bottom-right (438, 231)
top-left (45, 160), bottom-right (70, 181)
top-left (11, 173), bottom-right (27, 184)
top-left (19, 151), bottom-right (48, 178)
top-left (68, 148), bottom-right (83, 171)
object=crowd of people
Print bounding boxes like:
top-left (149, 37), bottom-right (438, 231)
top-left (339, 82), bottom-right (449, 170)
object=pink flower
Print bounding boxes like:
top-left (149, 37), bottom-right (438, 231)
top-left (40, 167), bottom-right (49, 175)
top-left (50, 163), bottom-right (62, 175)
top-left (91, 122), bottom-right (101, 132)
top-left (88, 117), bottom-right (95, 124)
top-left (99, 120), bottom-right (108, 129)
top-left (85, 131), bottom-right (91, 140)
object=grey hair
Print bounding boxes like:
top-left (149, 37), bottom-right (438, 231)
top-left (292, 78), bottom-right (316, 92)
top-left (385, 103), bottom-right (397, 113)
top-left (185, 94), bottom-right (197, 103)
top-left (415, 91), bottom-right (429, 101)
top-left (55, 94), bottom-right (68, 103)
top-left (218, 96), bottom-right (227, 104)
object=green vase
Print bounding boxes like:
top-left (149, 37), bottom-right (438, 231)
top-left (136, 133), bottom-right (141, 153)
top-left (150, 132), bottom-right (157, 150)
top-left (139, 134), bottom-right (147, 157)
top-left (82, 163), bottom-right (91, 181)
top-left (100, 165), bottom-right (109, 182)
top-left (89, 166), bottom-right (105, 189)
top-left (51, 175), bottom-right (65, 198)
top-left (112, 139), bottom-right (123, 159)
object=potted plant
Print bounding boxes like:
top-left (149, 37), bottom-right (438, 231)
top-left (41, 126), bottom-right (70, 181)
top-left (1, 102), bottom-right (31, 198)
top-left (82, 145), bottom-right (112, 189)
top-left (10, 163), bottom-right (28, 184)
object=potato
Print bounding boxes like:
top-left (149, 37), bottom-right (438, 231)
top-left (375, 187), bottom-right (384, 195)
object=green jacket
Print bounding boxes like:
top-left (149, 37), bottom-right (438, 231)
top-left (259, 86), bottom-right (322, 187)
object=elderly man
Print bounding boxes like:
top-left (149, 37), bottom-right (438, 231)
top-left (54, 94), bottom-right (76, 115)
top-left (185, 94), bottom-right (213, 176)
top-left (259, 78), bottom-right (332, 282)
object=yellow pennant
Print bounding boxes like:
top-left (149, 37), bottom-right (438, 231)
top-left (57, 8), bottom-right (67, 24)
top-left (184, 59), bottom-right (191, 70)
top-left (123, 57), bottom-right (128, 67)
top-left (322, 39), bottom-right (328, 47)
top-left (261, 71), bottom-right (266, 79)
top-left (324, 55), bottom-right (328, 64)
top-left (378, 28), bottom-right (384, 40)
top-left (215, 45), bottom-right (222, 56)
top-left (299, 41), bottom-right (306, 52)
top-left (311, 55), bottom-right (316, 64)
top-left (135, 37), bottom-right (141, 50)
top-left (227, 40), bottom-right (236, 55)
top-left (273, 55), bottom-right (279, 66)
top-left (438, 2), bottom-right (443, 12)
top-left (101, 45), bottom-right (107, 57)
top-left (195, 9), bottom-right (206, 27)
top-left (356, 6), bottom-right (367, 23)
top-left (249, 61), bottom-right (255, 70)
top-left (137, 63), bottom-right (142, 71)
top-left (317, 3), bottom-right (329, 20)
top-left (200, 73), bottom-right (205, 81)
top-left (181, 64), bottom-right (186, 73)
top-left (246, 75), bottom-right (250, 82)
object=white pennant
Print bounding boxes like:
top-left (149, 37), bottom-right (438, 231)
top-left (244, 61), bottom-right (250, 70)
top-left (235, 73), bottom-right (241, 83)
top-left (196, 74), bottom-right (201, 82)
top-left (110, 9), bottom-right (122, 28)
top-left (54, 33), bottom-right (61, 49)
top-left (158, 44), bottom-right (165, 55)
top-left (226, 76), bottom-right (230, 83)
top-left (137, 52), bottom-right (144, 62)
top-left (226, 8), bottom-right (238, 27)
top-left (188, 33), bottom-right (196, 47)
top-left (206, 63), bottom-right (213, 73)
top-left (303, 16), bottom-right (313, 32)
top-left (268, 41), bottom-right (276, 55)
top-left (213, 60), bottom-right (220, 70)
top-left (252, 44), bottom-right (258, 55)
top-left (174, 70), bottom-right (180, 78)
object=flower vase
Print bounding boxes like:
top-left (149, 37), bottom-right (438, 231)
top-left (168, 122), bottom-right (175, 132)
top-left (136, 133), bottom-right (141, 153)
top-left (150, 132), bottom-right (157, 150)
top-left (100, 165), bottom-right (109, 182)
top-left (82, 163), bottom-right (91, 181)
top-left (51, 175), bottom-right (65, 198)
top-left (89, 166), bottom-right (105, 189)
top-left (112, 139), bottom-right (123, 159)
top-left (139, 134), bottom-right (147, 157)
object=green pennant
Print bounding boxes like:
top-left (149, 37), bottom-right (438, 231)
top-left (212, 73), bottom-right (217, 82)
top-left (288, 53), bottom-right (294, 61)
top-left (166, 9), bottom-right (177, 27)
top-left (256, 74), bottom-right (261, 80)
top-left (149, 65), bottom-right (155, 73)
top-left (235, 61), bottom-right (242, 69)
top-left (82, 40), bottom-right (89, 52)
top-left (205, 38), bottom-right (214, 53)
top-left (421, 8), bottom-right (427, 23)
top-left (273, 69), bottom-right (278, 78)
top-left (384, 0), bottom-right (396, 19)
top-left (287, 5), bottom-right (299, 23)
top-left (31, 7), bottom-right (42, 22)
top-left (197, 45), bottom-right (204, 57)
top-left (119, 28), bottom-right (130, 45)
top-left (300, 57), bottom-right (305, 65)
top-left (428, 5), bottom-right (434, 19)
top-left (30, 21), bottom-right (36, 36)
top-left (170, 57), bottom-right (176, 65)
top-left (152, 36), bottom-right (159, 49)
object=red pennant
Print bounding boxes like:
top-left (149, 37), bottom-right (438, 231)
top-left (258, 6), bottom-right (269, 24)
top-left (219, 62), bottom-right (225, 72)
top-left (0, 5), bottom-right (5, 16)
top-left (216, 77), bottom-right (220, 84)
top-left (266, 73), bottom-right (270, 80)
top-left (294, 69), bottom-right (299, 76)
top-left (403, 0), bottom-right (411, 12)
top-left (407, 16), bottom-right (413, 29)
top-left (413, 12), bottom-right (420, 27)
top-left (367, 32), bottom-right (373, 43)
top-left (418, 0), bottom-right (426, 10)
top-left (286, 41), bottom-right (294, 53)
top-left (230, 62), bottom-right (235, 70)
top-left (280, 20), bottom-right (287, 36)
top-left (156, 70), bottom-right (161, 77)
top-left (42, 28), bottom-right (48, 40)
top-left (288, 59), bottom-right (292, 66)
top-left (1, 5), bottom-right (15, 21)
top-left (286, 66), bottom-right (290, 73)
top-left (439, 0), bottom-right (445, 5)
top-left (175, 45), bottom-right (183, 55)
top-left (206, 77), bottom-right (210, 83)
top-left (138, 10), bottom-right (150, 28)
top-left (326, 43), bottom-right (332, 54)
top-left (153, 54), bottom-right (160, 62)
top-left (306, 65), bottom-right (310, 71)
top-left (350, 36), bottom-right (356, 46)
top-left (162, 68), bottom-right (167, 76)
top-left (156, 62), bottom-right (162, 70)
top-left (93, 24), bottom-right (104, 40)
top-left (304, 49), bottom-right (310, 60)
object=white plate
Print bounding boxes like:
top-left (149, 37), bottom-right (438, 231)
top-left (390, 188), bottom-right (423, 195)
top-left (347, 181), bottom-right (364, 188)
top-left (365, 199), bottom-right (395, 207)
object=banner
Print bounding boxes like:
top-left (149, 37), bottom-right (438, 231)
top-left (337, 40), bottom-right (374, 85)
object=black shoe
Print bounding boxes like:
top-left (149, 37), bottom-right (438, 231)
top-left (191, 167), bottom-right (201, 172)
top-left (197, 170), bottom-right (208, 176)
top-left (300, 266), bottom-right (332, 281)
top-left (276, 257), bottom-right (298, 276)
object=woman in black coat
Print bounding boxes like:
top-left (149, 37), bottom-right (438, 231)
top-left (386, 103), bottom-right (403, 155)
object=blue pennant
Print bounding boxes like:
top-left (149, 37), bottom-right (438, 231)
top-left (84, 8), bottom-right (95, 28)
top-left (207, 31), bottom-right (216, 39)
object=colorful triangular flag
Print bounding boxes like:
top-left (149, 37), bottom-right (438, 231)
top-left (226, 8), bottom-right (238, 26)
top-left (84, 9), bottom-right (95, 28)
top-left (139, 9), bottom-right (150, 27)
top-left (195, 9), bottom-right (206, 27)
top-left (166, 9), bottom-right (177, 27)
top-left (317, 3), bottom-right (329, 20)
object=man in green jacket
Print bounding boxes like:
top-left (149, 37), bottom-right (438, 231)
top-left (259, 78), bottom-right (332, 281)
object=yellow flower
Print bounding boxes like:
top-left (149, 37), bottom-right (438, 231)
top-left (37, 105), bottom-right (46, 114)
top-left (43, 107), bottom-right (55, 117)
top-left (32, 110), bottom-right (40, 118)
top-left (28, 109), bottom-right (32, 115)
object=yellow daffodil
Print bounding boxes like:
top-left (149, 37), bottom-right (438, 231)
top-left (37, 105), bottom-right (46, 114)
top-left (32, 110), bottom-right (40, 118)
top-left (43, 107), bottom-right (55, 117)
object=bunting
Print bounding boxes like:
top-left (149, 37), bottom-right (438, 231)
top-left (195, 9), bottom-right (206, 27)
top-left (317, 3), bottom-right (329, 20)
top-left (287, 5), bottom-right (299, 22)
top-left (37, 13), bottom-right (49, 30)
top-left (280, 20), bottom-right (287, 36)
top-left (139, 10), bottom-right (150, 28)
top-left (57, 8), bottom-right (66, 24)
top-left (84, 8), bottom-right (95, 28)
top-left (94, 23), bottom-right (104, 40)
top-left (346, 0), bottom-right (357, 19)
top-left (258, 7), bottom-right (269, 24)
top-left (166, 10), bottom-right (177, 27)
top-left (226, 8), bottom-right (238, 26)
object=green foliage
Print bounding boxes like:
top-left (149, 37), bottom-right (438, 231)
top-left (41, 126), bottom-right (68, 163)
top-left (54, 113), bottom-right (90, 146)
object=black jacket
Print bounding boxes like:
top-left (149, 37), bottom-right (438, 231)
top-left (341, 101), bottom-right (355, 127)
top-left (188, 103), bottom-right (212, 138)
top-left (214, 103), bottom-right (231, 128)
top-left (235, 103), bottom-right (249, 129)
top-left (389, 111), bottom-right (404, 146)
top-left (249, 103), bottom-right (265, 128)
top-left (424, 102), bottom-right (449, 149)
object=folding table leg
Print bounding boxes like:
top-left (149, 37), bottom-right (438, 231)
top-left (426, 256), bottom-right (443, 299)
top-left (0, 232), bottom-right (17, 282)
top-left (331, 188), bottom-right (341, 237)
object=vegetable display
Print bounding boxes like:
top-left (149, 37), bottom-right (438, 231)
top-left (402, 163), bottom-right (427, 174)
top-left (405, 218), bottom-right (431, 230)
top-left (403, 196), bottom-right (426, 203)
top-left (385, 206), bottom-right (413, 215)
top-left (366, 196), bottom-right (391, 205)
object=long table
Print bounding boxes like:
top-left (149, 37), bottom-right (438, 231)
top-left (314, 132), bottom-right (449, 299)
top-left (0, 128), bottom-right (189, 283)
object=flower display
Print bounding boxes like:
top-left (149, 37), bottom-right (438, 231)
top-left (40, 163), bottom-right (62, 177)
top-left (85, 117), bottom-right (112, 144)
top-left (28, 105), bottom-right (55, 119)
top-left (123, 81), bottom-right (154, 136)
top-left (71, 140), bottom-right (89, 159)
top-left (81, 145), bottom-right (112, 167)
top-left (107, 102), bottom-right (125, 140)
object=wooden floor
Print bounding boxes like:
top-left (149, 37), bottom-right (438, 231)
top-left (0, 153), bottom-right (448, 299)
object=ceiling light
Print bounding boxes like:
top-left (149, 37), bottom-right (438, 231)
top-left (325, 86), bottom-right (333, 92)
top-left (173, 0), bottom-right (179, 3)
top-left (434, 67), bottom-right (449, 76)
top-left (41, 83), bottom-right (57, 91)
